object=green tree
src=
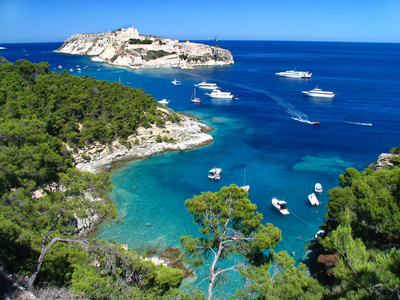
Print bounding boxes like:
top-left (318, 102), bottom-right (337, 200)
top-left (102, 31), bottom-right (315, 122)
top-left (180, 184), bottom-right (281, 300)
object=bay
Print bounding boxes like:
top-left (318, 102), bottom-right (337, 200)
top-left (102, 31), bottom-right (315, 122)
top-left (2, 40), bottom-right (400, 293)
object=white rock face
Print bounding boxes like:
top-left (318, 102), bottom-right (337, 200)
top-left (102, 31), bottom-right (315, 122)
top-left (74, 111), bottom-right (213, 174)
top-left (56, 26), bottom-right (234, 68)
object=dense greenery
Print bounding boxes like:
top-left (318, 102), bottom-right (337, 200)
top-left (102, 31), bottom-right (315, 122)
top-left (128, 38), bottom-right (153, 45)
top-left (319, 155), bottom-right (400, 298)
top-left (0, 57), bottom-right (185, 298)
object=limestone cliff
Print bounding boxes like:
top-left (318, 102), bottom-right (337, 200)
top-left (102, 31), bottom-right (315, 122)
top-left (56, 26), bottom-right (234, 69)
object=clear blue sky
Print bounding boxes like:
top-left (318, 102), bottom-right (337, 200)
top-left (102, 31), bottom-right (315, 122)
top-left (1, 0), bottom-right (399, 43)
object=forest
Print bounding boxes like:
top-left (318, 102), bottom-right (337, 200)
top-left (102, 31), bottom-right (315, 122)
top-left (0, 57), bottom-right (399, 299)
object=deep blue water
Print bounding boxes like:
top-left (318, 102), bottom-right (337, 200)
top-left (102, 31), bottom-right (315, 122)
top-left (2, 40), bottom-right (400, 292)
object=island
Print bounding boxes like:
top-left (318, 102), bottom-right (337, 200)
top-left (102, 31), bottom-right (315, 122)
top-left (56, 26), bottom-right (234, 69)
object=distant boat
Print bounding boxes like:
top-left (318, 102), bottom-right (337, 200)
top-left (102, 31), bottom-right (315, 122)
top-left (276, 69), bottom-right (312, 78)
top-left (315, 183), bottom-right (323, 194)
top-left (208, 167), bottom-right (222, 180)
top-left (308, 193), bottom-right (321, 206)
top-left (206, 89), bottom-right (235, 99)
top-left (302, 88), bottom-right (335, 98)
top-left (158, 99), bottom-right (170, 105)
top-left (58, 65), bottom-right (62, 69)
top-left (195, 81), bottom-right (219, 90)
top-left (271, 197), bottom-right (290, 215)
top-left (190, 88), bottom-right (202, 103)
top-left (172, 78), bottom-right (182, 85)
top-left (315, 230), bottom-right (325, 238)
top-left (312, 121), bottom-right (320, 125)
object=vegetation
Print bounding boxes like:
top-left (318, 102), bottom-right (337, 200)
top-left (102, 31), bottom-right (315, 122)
top-left (128, 38), bottom-right (153, 45)
top-left (0, 57), bottom-right (185, 298)
top-left (318, 152), bottom-right (400, 298)
top-left (180, 184), bottom-right (324, 299)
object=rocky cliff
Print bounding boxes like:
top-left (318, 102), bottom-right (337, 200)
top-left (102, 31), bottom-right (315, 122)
top-left (56, 26), bottom-right (234, 69)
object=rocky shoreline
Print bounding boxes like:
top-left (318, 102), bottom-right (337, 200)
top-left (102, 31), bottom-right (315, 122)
top-left (56, 26), bottom-right (234, 69)
top-left (72, 109), bottom-right (213, 174)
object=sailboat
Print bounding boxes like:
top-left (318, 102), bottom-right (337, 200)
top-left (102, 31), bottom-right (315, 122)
top-left (190, 88), bottom-right (202, 103)
top-left (240, 168), bottom-right (250, 191)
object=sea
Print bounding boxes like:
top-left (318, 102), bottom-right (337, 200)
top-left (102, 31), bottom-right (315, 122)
top-left (2, 40), bottom-right (400, 293)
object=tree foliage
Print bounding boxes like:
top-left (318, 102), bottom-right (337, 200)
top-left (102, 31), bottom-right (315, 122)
top-left (320, 157), bottom-right (400, 298)
top-left (0, 57), bottom-right (186, 298)
top-left (180, 184), bottom-right (282, 300)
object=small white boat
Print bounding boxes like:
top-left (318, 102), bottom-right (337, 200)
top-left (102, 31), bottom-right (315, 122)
top-left (276, 69), bottom-right (312, 78)
top-left (308, 193), bottom-right (321, 206)
top-left (208, 167), bottom-right (222, 180)
top-left (172, 78), bottom-right (182, 85)
top-left (241, 185), bottom-right (250, 191)
top-left (271, 197), bottom-right (290, 215)
top-left (58, 65), bottom-right (62, 69)
top-left (207, 89), bottom-right (234, 99)
top-left (302, 88), bottom-right (335, 98)
top-left (69, 68), bottom-right (73, 72)
top-left (158, 99), bottom-right (170, 105)
top-left (315, 183), bottom-right (323, 194)
top-left (315, 230), bottom-right (325, 238)
top-left (190, 88), bottom-right (202, 103)
top-left (195, 81), bottom-right (219, 90)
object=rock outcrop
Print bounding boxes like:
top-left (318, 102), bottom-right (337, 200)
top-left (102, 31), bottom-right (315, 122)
top-left (56, 26), bottom-right (234, 69)
top-left (72, 109), bottom-right (213, 174)
top-left (368, 153), bottom-right (398, 170)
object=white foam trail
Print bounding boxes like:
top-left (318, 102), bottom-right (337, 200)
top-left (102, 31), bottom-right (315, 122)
top-left (291, 117), bottom-right (313, 125)
top-left (344, 121), bottom-right (373, 126)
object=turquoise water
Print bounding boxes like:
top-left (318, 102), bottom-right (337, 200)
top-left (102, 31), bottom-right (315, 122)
top-left (2, 41), bottom-right (400, 294)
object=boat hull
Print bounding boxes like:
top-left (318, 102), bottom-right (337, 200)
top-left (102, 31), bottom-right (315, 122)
top-left (302, 91), bottom-right (335, 98)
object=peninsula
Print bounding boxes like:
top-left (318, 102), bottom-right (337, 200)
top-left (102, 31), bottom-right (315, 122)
top-left (56, 26), bottom-right (234, 69)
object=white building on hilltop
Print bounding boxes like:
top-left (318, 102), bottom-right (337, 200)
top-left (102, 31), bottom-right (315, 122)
top-left (118, 27), bottom-right (140, 39)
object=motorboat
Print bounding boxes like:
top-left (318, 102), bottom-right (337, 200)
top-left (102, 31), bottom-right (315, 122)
top-left (158, 99), bottom-right (170, 105)
top-left (315, 230), bottom-right (325, 238)
top-left (190, 88), bottom-right (202, 103)
top-left (276, 69), bottom-right (312, 78)
top-left (195, 81), bottom-right (219, 90)
top-left (308, 193), bottom-right (321, 206)
top-left (171, 78), bottom-right (182, 85)
top-left (315, 183), bottom-right (323, 194)
top-left (240, 185), bottom-right (250, 191)
top-left (302, 88), bottom-right (335, 98)
top-left (208, 167), bottom-right (222, 180)
top-left (207, 89), bottom-right (235, 99)
top-left (271, 197), bottom-right (290, 215)
top-left (312, 121), bottom-right (320, 125)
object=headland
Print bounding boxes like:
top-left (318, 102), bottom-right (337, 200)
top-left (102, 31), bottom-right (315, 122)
top-left (55, 26), bottom-right (234, 69)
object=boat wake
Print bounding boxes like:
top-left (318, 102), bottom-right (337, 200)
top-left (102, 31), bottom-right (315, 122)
top-left (344, 121), bottom-right (373, 126)
top-left (291, 117), bottom-right (314, 125)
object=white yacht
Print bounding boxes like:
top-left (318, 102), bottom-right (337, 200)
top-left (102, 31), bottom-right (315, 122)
top-left (276, 70), bottom-right (312, 78)
top-left (195, 81), bottom-right (219, 90)
top-left (171, 78), bottom-right (182, 85)
top-left (271, 197), bottom-right (290, 215)
top-left (308, 193), bottom-right (321, 206)
top-left (208, 167), bottom-right (222, 180)
top-left (302, 88), bottom-right (335, 98)
top-left (158, 99), bottom-right (170, 105)
top-left (314, 183), bottom-right (323, 194)
top-left (207, 89), bottom-right (235, 99)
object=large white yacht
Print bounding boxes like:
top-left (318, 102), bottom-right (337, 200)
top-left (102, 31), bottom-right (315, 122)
top-left (195, 81), bottom-right (219, 90)
top-left (302, 88), bottom-right (335, 98)
top-left (276, 69), bottom-right (312, 78)
top-left (207, 89), bottom-right (235, 99)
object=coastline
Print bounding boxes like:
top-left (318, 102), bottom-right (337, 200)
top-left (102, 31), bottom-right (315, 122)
top-left (72, 110), bottom-right (214, 175)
